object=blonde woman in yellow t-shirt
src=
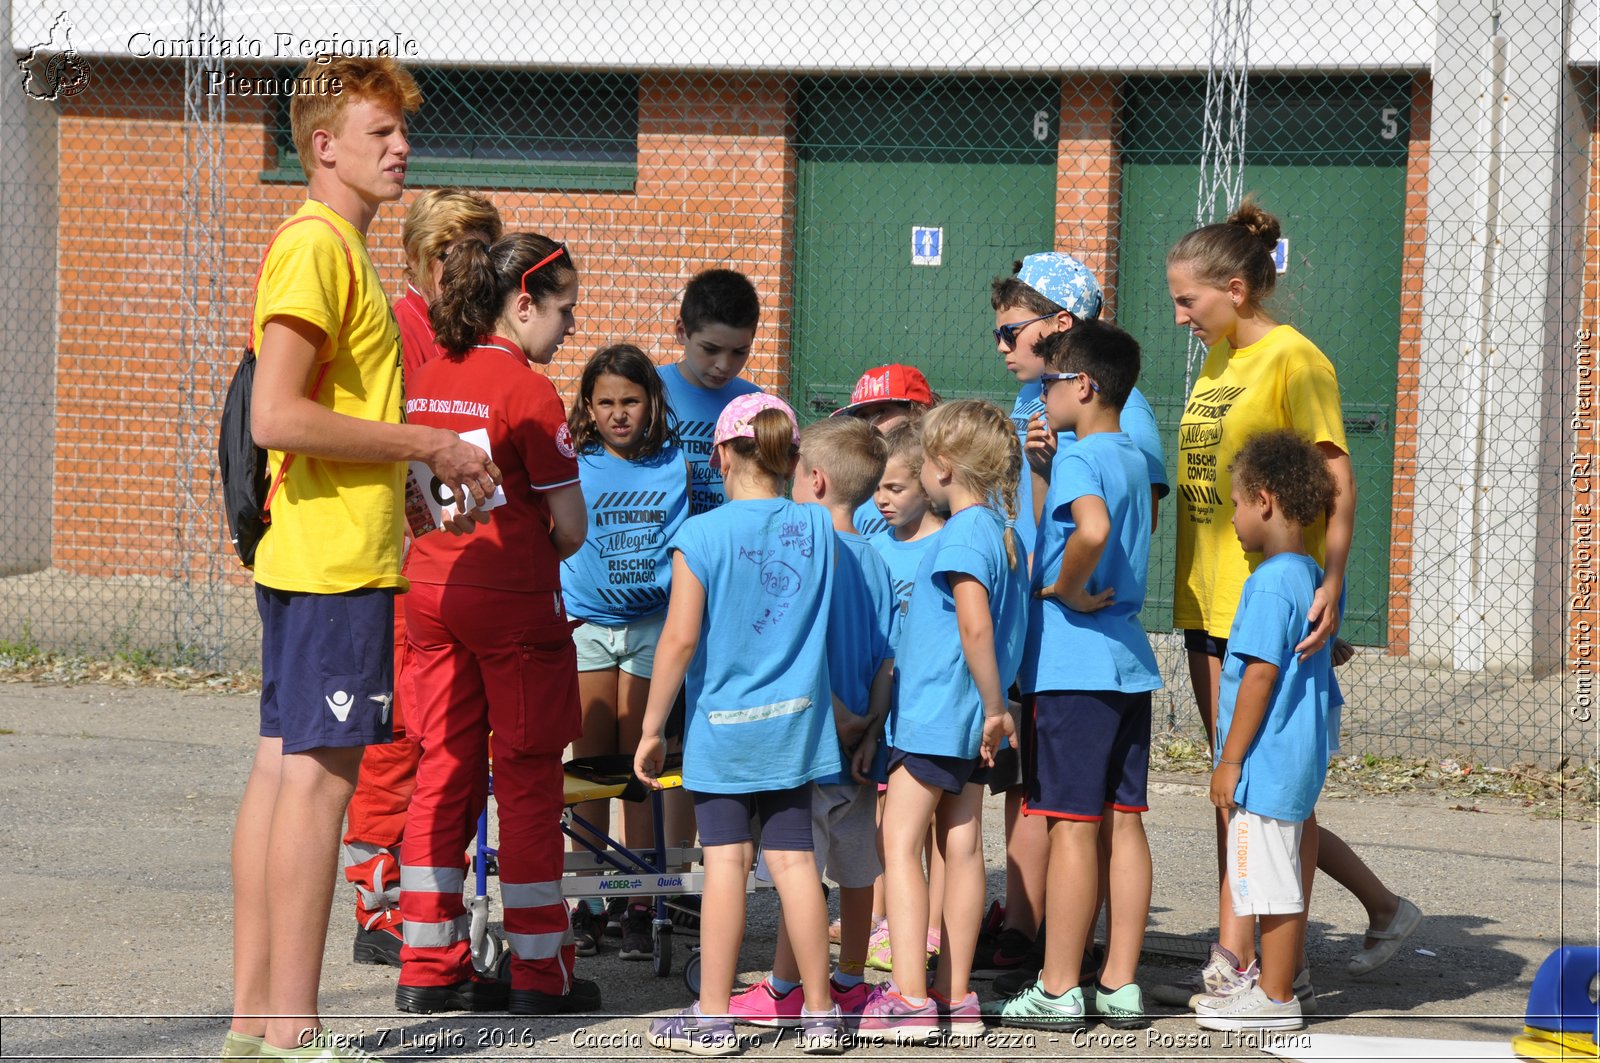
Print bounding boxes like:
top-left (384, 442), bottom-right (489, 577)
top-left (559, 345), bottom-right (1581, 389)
top-left (1150, 199), bottom-right (1421, 1013)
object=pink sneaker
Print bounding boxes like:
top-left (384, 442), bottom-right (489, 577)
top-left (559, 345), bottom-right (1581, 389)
top-left (934, 990), bottom-right (985, 1039)
top-left (830, 978), bottom-right (872, 1018)
top-left (728, 978), bottom-right (802, 1028)
top-left (857, 984), bottom-right (939, 1045)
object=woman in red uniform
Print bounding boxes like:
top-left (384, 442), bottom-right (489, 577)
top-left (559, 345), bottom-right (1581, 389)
top-left (345, 189), bottom-right (502, 968)
top-left (393, 232), bottom-right (596, 1016)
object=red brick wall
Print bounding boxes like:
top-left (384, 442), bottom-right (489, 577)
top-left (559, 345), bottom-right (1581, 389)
top-left (52, 66), bottom-right (796, 577)
top-left (1055, 77), bottom-right (1120, 310)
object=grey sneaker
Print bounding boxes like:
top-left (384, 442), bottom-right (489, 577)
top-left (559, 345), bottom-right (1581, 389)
top-left (797, 1005), bottom-right (847, 1055)
top-left (1194, 982), bottom-right (1306, 1032)
top-left (1149, 943), bottom-right (1241, 1008)
top-left (1294, 965), bottom-right (1317, 1016)
top-left (647, 1004), bottom-right (741, 1056)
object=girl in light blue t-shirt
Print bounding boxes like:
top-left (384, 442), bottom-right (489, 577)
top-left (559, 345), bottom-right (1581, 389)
top-left (860, 400), bottom-right (1028, 1043)
top-left (559, 343), bottom-right (689, 955)
top-left (634, 393), bottom-right (847, 1053)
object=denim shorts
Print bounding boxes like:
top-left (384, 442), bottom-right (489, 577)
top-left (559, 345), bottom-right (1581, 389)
top-left (571, 611), bottom-right (666, 677)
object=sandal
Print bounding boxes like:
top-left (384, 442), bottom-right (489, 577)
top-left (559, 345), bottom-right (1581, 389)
top-left (1348, 896), bottom-right (1422, 977)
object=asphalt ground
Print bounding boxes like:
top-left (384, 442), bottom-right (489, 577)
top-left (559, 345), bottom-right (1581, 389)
top-left (1, 681), bottom-right (1596, 1061)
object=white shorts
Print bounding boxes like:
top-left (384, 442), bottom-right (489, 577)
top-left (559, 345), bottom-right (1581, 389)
top-left (811, 781), bottom-right (882, 889)
top-left (1226, 809), bottom-right (1305, 916)
top-left (752, 781), bottom-right (882, 889)
top-left (571, 612), bottom-right (666, 677)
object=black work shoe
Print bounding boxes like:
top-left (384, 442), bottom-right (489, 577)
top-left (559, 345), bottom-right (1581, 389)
top-left (618, 903), bottom-right (652, 961)
top-left (353, 924), bottom-right (403, 967)
top-left (571, 904), bottom-right (602, 957)
top-left (509, 976), bottom-right (603, 1015)
top-left (395, 974), bottom-right (511, 1014)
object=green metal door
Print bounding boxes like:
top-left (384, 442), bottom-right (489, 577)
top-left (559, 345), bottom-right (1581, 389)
top-left (791, 77), bottom-right (1060, 419)
top-left (1116, 76), bottom-right (1411, 646)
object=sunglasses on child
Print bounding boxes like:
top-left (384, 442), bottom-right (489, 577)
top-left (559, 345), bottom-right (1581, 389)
top-left (520, 243), bottom-right (569, 296)
top-left (993, 312), bottom-right (1058, 350)
top-left (1040, 371), bottom-right (1099, 395)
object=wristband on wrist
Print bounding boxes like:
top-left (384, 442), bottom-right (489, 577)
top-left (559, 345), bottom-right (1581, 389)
top-left (1218, 758), bottom-right (1243, 766)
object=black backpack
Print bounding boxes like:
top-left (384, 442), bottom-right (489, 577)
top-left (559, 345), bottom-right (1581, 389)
top-left (217, 215), bottom-right (353, 567)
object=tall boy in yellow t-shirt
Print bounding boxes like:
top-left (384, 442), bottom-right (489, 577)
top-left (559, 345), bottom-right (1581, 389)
top-left (224, 56), bottom-right (502, 1063)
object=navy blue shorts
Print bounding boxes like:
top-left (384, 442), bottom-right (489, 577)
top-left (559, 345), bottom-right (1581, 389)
top-left (1184, 628), bottom-right (1229, 658)
top-left (1023, 691), bottom-right (1151, 821)
top-left (690, 787), bottom-right (814, 850)
top-left (257, 585), bottom-right (397, 754)
top-left (887, 747), bottom-right (991, 795)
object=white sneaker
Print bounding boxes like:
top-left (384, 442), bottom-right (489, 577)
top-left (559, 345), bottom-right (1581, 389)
top-left (1149, 943), bottom-right (1242, 1008)
top-left (1189, 957), bottom-right (1259, 1009)
top-left (1195, 983), bottom-right (1305, 1032)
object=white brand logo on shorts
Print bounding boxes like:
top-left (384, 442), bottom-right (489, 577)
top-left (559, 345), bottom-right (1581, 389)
top-left (325, 690), bottom-right (354, 722)
top-left (369, 692), bottom-right (393, 723)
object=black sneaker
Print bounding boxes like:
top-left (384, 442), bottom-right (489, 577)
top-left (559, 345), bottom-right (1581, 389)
top-left (395, 974), bottom-right (510, 1014)
top-left (602, 896), bottom-right (628, 938)
top-left (992, 941), bottom-right (1102, 999)
top-left (510, 976), bottom-right (604, 1015)
top-left (667, 894), bottom-right (701, 932)
top-left (972, 927), bottom-right (1037, 978)
top-left (353, 923), bottom-right (402, 967)
top-left (571, 904), bottom-right (601, 957)
top-left (619, 903), bottom-right (653, 961)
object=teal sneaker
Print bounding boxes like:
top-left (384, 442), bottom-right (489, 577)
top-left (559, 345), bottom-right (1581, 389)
top-left (1094, 983), bottom-right (1149, 1030)
top-left (980, 982), bottom-right (1088, 1032)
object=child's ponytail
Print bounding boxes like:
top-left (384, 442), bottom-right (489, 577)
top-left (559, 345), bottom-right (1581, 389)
top-left (750, 408), bottom-right (799, 480)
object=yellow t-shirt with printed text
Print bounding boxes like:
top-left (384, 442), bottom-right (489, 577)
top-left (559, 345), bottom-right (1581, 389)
top-left (1174, 325), bottom-right (1347, 636)
top-left (250, 201), bottom-right (406, 593)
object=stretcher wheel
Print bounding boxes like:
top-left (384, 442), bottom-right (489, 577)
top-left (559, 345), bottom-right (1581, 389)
top-left (653, 923), bottom-right (672, 978)
top-left (683, 948), bottom-right (701, 996)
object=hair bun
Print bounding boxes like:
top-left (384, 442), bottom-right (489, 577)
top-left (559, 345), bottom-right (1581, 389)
top-left (1227, 196), bottom-right (1281, 253)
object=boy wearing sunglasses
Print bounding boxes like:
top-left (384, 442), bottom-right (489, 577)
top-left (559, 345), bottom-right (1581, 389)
top-left (987, 318), bottom-right (1162, 1032)
top-left (975, 253), bottom-right (1169, 983)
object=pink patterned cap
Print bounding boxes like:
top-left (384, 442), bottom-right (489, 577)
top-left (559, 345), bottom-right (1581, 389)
top-left (710, 392), bottom-right (800, 470)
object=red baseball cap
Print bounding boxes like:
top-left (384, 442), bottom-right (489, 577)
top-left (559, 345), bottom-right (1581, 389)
top-left (831, 364), bottom-right (935, 417)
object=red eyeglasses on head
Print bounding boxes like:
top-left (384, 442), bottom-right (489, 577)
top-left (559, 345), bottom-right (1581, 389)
top-left (520, 243), bottom-right (569, 297)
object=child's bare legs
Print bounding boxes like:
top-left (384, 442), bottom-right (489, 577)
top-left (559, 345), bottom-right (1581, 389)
top-left (1316, 823), bottom-right (1399, 945)
top-left (930, 783), bottom-right (985, 1002)
top-left (881, 768), bottom-right (943, 999)
top-left (1258, 914), bottom-right (1301, 1002)
top-left (1190, 648), bottom-right (1255, 965)
top-left (926, 824), bottom-right (946, 941)
top-left (774, 883), bottom-right (873, 983)
top-left (696, 840), bottom-right (755, 1015)
top-left (1100, 811), bottom-right (1151, 989)
top-left (261, 746), bottom-right (364, 1049)
top-left (230, 737), bottom-right (283, 1038)
top-left (1002, 790), bottom-right (1048, 937)
top-left (615, 671), bottom-right (655, 855)
top-left (570, 668), bottom-right (620, 851)
top-left (871, 791), bottom-right (887, 923)
top-left (764, 850), bottom-right (836, 1013)
top-left (1039, 818), bottom-right (1097, 996)
top-left (1298, 817), bottom-right (1320, 971)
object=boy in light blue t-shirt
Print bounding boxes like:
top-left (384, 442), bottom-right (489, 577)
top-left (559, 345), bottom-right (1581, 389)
top-left (987, 319), bottom-right (1161, 1033)
top-left (658, 268), bottom-right (765, 516)
top-left (1194, 429), bottom-right (1338, 1035)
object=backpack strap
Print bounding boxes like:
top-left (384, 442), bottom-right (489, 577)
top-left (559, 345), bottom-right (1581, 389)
top-left (247, 212), bottom-right (359, 521)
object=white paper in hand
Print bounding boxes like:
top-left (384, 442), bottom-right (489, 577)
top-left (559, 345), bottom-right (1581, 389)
top-left (407, 428), bottom-right (506, 526)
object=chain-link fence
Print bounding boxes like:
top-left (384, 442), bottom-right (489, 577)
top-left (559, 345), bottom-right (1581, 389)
top-left (0, 0), bottom-right (1593, 768)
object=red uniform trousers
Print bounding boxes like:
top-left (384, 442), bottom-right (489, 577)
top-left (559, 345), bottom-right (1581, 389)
top-left (342, 600), bottom-right (421, 934)
top-left (397, 581), bottom-right (581, 994)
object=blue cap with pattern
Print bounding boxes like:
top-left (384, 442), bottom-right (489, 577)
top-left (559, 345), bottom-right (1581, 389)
top-left (1017, 252), bottom-right (1103, 320)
